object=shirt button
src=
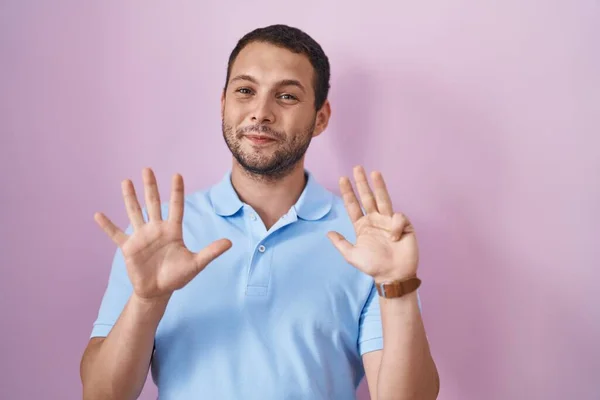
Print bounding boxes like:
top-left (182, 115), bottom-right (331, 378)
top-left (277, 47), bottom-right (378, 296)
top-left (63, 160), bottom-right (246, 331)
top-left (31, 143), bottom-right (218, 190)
top-left (250, 213), bottom-right (257, 221)
top-left (258, 245), bottom-right (266, 253)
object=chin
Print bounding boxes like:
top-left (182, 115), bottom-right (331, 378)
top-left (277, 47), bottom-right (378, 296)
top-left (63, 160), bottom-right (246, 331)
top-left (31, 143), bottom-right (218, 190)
top-left (237, 157), bottom-right (290, 177)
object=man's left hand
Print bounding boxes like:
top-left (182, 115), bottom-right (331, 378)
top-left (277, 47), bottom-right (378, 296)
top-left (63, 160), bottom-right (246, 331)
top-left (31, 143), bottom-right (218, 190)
top-left (327, 166), bottom-right (419, 283)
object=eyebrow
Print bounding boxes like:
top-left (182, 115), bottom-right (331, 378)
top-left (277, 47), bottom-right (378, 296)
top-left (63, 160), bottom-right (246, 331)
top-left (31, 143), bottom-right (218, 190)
top-left (229, 74), bottom-right (306, 93)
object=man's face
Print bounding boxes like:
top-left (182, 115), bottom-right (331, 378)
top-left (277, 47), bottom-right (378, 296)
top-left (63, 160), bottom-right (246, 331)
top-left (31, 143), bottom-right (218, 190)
top-left (221, 41), bottom-right (329, 179)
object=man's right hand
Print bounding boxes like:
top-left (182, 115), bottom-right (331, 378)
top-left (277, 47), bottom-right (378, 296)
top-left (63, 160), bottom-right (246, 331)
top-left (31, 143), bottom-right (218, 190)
top-left (94, 167), bottom-right (232, 302)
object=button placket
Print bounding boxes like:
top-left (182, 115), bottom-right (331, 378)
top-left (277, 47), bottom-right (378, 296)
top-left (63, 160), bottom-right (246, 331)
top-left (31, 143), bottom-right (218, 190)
top-left (246, 240), bottom-right (273, 296)
top-left (243, 205), bottom-right (272, 296)
top-left (243, 206), bottom-right (297, 297)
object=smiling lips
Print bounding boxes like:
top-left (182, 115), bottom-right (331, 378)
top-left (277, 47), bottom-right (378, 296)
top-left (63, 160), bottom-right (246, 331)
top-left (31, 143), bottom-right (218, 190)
top-left (244, 134), bottom-right (277, 145)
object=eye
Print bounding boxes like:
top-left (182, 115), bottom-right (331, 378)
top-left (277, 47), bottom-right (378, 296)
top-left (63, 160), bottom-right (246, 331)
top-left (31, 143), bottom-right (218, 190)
top-left (236, 87), bottom-right (253, 95)
top-left (278, 93), bottom-right (298, 101)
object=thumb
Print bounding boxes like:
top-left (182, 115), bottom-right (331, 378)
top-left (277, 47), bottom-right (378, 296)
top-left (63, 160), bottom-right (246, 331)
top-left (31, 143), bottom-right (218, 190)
top-left (327, 231), bottom-right (355, 263)
top-left (193, 238), bottom-right (232, 272)
top-left (390, 212), bottom-right (410, 241)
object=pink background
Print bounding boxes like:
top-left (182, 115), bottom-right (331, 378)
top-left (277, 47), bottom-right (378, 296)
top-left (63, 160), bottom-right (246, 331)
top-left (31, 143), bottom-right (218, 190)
top-left (1, 1), bottom-right (598, 399)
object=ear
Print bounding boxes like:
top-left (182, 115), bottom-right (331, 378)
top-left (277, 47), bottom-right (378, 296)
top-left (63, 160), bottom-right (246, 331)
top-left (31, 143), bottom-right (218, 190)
top-left (312, 100), bottom-right (331, 138)
top-left (220, 90), bottom-right (226, 119)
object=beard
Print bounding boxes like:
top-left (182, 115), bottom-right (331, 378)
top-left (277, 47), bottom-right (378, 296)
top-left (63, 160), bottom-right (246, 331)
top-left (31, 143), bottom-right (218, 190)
top-left (222, 117), bottom-right (316, 180)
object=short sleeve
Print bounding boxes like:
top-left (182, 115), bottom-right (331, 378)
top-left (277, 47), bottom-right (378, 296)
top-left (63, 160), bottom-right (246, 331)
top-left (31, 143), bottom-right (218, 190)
top-left (358, 283), bottom-right (424, 356)
top-left (90, 226), bottom-right (134, 338)
top-left (358, 283), bottom-right (383, 355)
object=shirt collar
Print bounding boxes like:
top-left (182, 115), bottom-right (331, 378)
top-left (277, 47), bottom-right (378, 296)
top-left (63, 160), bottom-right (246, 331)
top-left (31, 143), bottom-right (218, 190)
top-left (209, 169), bottom-right (333, 221)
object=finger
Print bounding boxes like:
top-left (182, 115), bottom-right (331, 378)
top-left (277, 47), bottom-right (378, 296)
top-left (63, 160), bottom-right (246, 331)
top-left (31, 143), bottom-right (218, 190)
top-left (391, 212), bottom-right (412, 240)
top-left (94, 212), bottom-right (128, 247)
top-left (339, 177), bottom-right (363, 222)
top-left (143, 168), bottom-right (162, 222)
top-left (121, 179), bottom-right (145, 230)
top-left (193, 238), bottom-right (233, 273)
top-left (371, 171), bottom-right (394, 216)
top-left (353, 165), bottom-right (378, 214)
top-left (327, 231), bottom-right (356, 264)
top-left (168, 173), bottom-right (184, 224)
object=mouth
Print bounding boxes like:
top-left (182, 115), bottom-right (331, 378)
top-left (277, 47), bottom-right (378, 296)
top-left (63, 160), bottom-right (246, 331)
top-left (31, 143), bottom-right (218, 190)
top-left (244, 134), bottom-right (277, 146)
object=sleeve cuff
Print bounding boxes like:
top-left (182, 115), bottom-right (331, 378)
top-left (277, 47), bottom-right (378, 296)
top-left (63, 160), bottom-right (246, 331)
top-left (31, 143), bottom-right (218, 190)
top-left (90, 323), bottom-right (113, 338)
top-left (359, 337), bottom-right (383, 355)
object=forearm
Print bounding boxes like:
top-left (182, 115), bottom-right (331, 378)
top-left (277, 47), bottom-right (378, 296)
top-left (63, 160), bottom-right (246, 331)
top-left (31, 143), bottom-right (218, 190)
top-left (81, 294), bottom-right (169, 400)
top-left (377, 291), bottom-right (439, 400)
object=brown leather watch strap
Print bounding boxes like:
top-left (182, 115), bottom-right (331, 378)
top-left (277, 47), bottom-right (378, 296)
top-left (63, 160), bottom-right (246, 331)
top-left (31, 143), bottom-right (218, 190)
top-left (375, 277), bottom-right (421, 298)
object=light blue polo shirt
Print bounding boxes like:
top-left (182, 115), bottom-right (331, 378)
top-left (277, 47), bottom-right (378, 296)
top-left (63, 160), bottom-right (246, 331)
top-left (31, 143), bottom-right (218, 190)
top-left (91, 169), bottom-right (384, 399)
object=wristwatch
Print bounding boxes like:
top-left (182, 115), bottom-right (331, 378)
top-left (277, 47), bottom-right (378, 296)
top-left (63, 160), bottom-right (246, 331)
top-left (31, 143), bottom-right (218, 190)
top-left (375, 277), bottom-right (421, 298)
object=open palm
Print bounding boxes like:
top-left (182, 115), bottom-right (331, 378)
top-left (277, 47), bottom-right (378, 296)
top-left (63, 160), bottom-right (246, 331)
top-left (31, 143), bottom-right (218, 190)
top-left (94, 168), bottom-right (232, 300)
top-left (327, 166), bottom-right (419, 283)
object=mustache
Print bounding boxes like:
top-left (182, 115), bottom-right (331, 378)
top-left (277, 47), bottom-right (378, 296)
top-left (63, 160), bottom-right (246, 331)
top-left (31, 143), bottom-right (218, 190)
top-left (236, 124), bottom-right (284, 140)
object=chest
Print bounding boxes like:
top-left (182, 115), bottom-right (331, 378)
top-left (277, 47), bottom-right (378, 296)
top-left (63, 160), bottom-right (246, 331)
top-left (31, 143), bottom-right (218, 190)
top-left (154, 230), bottom-right (372, 347)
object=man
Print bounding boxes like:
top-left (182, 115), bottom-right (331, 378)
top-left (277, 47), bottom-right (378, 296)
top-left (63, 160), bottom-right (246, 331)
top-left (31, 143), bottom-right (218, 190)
top-left (80, 24), bottom-right (439, 400)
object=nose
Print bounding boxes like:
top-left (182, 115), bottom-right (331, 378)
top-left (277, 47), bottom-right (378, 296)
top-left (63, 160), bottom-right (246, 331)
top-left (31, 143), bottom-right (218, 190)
top-left (251, 96), bottom-right (275, 124)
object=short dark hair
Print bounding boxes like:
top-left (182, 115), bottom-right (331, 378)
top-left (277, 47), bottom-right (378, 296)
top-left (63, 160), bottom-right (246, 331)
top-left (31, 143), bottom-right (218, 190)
top-left (224, 24), bottom-right (331, 111)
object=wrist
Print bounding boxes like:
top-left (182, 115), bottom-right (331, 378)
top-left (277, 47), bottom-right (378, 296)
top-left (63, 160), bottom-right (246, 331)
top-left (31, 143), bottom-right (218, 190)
top-left (130, 293), bottom-right (171, 315)
top-left (374, 275), bottom-right (421, 299)
top-left (373, 271), bottom-right (417, 285)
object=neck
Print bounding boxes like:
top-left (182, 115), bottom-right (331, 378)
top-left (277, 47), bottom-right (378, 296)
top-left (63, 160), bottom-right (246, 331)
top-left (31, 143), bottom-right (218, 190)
top-left (230, 160), bottom-right (307, 229)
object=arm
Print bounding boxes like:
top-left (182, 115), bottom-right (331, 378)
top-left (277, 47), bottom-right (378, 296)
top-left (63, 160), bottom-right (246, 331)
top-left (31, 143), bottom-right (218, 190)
top-left (80, 294), bottom-right (169, 400)
top-left (327, 166), bottom-right (439, 400)
top-left (81, 169), bottom-right (231, 400)
top-left (363, 291), bottom-right (439, 400)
